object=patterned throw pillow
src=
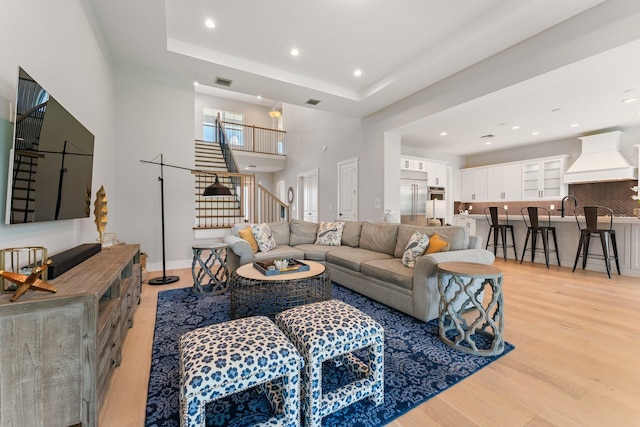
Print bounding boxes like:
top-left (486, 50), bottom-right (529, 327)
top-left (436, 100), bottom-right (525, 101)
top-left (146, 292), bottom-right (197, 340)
top-left (425, 233), bottom-right (450, 254)
top-left (238, 226), bottom-right (259, 253)
top-left (402, 232), bottom-right (430, 268)
top-left (250, 223), bottom-right (277, 252)
top-left (314, 221), bottom-right (345, 246)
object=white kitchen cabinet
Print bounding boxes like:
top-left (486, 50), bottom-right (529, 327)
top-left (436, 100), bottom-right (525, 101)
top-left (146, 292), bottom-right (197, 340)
top-left (487, 163), bottom-right (522, 201)
top-left (400, 158), bottom-right (414, 170)
top-left (427, 161), bottom-right (447, 187)
top-left (461, 167), bottom-right (487, 202)
top-left (401, 157), bottom-right (428, 172)
top-left (454, 216), bottom-right (476, 236)
top-left (521, 156), bottom-right (568, 199)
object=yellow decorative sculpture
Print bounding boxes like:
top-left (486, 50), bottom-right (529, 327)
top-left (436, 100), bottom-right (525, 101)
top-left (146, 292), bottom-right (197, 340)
top-left (1, 260), bottom-right (57, 302)
top-left (94, 185), bottom-right (108, 245)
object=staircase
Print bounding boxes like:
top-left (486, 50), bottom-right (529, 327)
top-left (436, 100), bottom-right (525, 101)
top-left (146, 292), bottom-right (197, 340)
top-left (194, 140), bottom-right (246, 228)
top-left (193, 117), bottom-right (290, 229)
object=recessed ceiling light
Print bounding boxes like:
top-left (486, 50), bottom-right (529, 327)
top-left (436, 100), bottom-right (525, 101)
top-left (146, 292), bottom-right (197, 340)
top-left (622, 97), bottom-right (638, 103)
top-left (511, 125), bottom-right (520, 130)
top-left (290, 48), bottom-right (300, 56)
top-left (485, 142), bottom-right (492, 145)
top-left (193, 81), bottom-right (199, 86)
top-left (354, 69), bottom-right (362, 77)
top-left (440, 132), bottom-right (447, 136)
top-left (257, 95), bottom-right (262, 100)
top-left (569, 123), bottom-right (579, 128)
top-left (204, 19), bottom-right (215, 29)
top-left (531, 131), bottom-right (540, 136)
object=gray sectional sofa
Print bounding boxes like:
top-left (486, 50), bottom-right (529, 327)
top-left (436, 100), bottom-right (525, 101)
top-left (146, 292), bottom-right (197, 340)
top-left (223, 220), bottom-right (495, 322)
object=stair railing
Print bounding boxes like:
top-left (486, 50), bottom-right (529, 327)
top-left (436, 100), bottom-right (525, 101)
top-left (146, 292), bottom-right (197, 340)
top-left (257, 184), bottom-right (289, 223)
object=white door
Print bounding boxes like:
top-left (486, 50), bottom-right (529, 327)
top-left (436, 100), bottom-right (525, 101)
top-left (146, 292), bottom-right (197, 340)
top-left (298, 169), bottom-right (318, 223)
top-left (338, 158), bottom-right (358, 221)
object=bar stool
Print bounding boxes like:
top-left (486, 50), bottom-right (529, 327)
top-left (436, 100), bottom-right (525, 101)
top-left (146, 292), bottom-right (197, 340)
top-left (484, 206), bottom-right (518, 261)
top-left (520, 207), bottom-right (561, 268)
top-left (572, 206), bottom-right (620, 278)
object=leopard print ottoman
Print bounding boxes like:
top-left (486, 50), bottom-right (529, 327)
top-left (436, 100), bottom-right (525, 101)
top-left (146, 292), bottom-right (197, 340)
top-left (179, 316), bottom-right (303, 427)
top-left (275, 300), bottom-right (384, 427)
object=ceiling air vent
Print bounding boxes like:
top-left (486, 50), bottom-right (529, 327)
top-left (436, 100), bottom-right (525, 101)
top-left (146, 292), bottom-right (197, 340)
top-left (306, 99), bottom-right (321, 106)
top-left (215, 77), bottom-right (233, 87)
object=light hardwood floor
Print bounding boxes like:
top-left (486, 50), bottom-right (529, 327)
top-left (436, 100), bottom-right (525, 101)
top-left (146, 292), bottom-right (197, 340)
top-left (99, 261), bottom-right (640, 426)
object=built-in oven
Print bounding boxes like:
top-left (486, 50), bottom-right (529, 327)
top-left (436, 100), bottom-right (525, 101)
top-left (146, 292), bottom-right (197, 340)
top-left (428, 186), bottom-right (445, 200)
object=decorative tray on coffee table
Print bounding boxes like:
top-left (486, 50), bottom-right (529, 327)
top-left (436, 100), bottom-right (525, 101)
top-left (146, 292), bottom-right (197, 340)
top-left (253, 259), bottom-right (310, 276)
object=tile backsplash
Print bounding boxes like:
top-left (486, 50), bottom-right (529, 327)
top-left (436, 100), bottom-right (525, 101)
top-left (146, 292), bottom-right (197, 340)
top-left (457, 179), bottom-right (638, 217)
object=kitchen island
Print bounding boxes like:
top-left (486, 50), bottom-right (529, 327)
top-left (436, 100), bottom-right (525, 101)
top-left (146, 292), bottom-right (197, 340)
top-left (461, 214), bottom-right (640, 277)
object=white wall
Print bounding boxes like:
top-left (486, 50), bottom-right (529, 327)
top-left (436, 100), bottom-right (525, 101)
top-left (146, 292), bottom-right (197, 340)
top-left (0, 0), bottom-right (116, 255)
top-left (113, 64), bottom-right (195, 270)
top-left (274, 104), bottom-right (365, 222)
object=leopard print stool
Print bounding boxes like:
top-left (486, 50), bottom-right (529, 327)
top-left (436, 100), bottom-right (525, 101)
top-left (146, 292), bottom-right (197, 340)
top-left (275, 300), bottom-right (384, 427)
top-left (179, 316), bottom-right (303, 427)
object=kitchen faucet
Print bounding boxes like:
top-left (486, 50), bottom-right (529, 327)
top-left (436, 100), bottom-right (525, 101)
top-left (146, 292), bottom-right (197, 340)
top-left (560, 195), bottom-right (578, 217)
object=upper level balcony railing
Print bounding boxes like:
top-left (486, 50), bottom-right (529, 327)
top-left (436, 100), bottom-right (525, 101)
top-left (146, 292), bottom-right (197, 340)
top-left (216, 121), bottom-right (286, 156)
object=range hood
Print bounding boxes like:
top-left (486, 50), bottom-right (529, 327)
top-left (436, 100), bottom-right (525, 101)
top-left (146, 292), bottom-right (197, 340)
top-left (563, 131), bottom-right (637, 184)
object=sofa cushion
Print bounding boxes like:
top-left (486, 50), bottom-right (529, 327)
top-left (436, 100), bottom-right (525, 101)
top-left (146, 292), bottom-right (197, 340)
top-left (267, 221), bottom-right (291, 246)
top-left (293, 243), bottom-right (333, 261)
top-left (315, 221), bottom-right (345, 246)
top-left (327, 247), bottom-right (393, 272)
top-left (341, 221), bottom-right (363, 247)
top-left (251, 223), bottom-right (277, 252)
top-left (394, 225), bottom-right (468, 257)
top-left (359, 222), bottom-right (398, 256)
top-left (289, 219), bottom-right (318, 246)
top-left (253, 245), bottom-right (304, 263)
top-left (238, 227), bottom-right (259, 253)
top-left (360, 258), bottom-right (413, 290)
top-left (402, 232), bottom-right (430, 268)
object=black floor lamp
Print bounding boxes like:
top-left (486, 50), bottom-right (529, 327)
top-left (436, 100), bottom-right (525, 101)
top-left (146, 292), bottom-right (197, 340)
top-left (141, 154), bottom-right (232, 285)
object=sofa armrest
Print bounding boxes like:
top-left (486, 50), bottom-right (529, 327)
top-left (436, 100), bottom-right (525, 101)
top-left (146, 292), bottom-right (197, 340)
top-left (223, 235), bottom-right (253, 272)
top-left (411, 248), bottom-right (496, 321)
top-left (468, 235), bottom-right (483, 249)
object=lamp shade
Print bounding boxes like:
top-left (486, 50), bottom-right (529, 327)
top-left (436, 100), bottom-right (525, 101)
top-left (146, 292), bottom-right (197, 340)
top-left (203, 174), bottom-right (232, 196)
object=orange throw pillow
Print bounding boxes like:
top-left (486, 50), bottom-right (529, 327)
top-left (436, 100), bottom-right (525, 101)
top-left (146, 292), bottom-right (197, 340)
top-left (425, 233), bottom-right (450, 254)
top-left (238, 227), bottom-right (259, 253)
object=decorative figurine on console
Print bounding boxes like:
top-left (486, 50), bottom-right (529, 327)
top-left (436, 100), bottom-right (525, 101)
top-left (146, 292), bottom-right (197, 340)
top-left (0, 259), bottom-right (57, 302)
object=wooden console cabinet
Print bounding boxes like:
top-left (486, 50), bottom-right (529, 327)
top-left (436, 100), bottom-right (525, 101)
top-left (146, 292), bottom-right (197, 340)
top-left (0, 244), bottom-right (142, 427)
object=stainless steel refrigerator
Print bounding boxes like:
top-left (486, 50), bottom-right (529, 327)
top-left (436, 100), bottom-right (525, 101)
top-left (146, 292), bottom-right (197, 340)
top-left (400, 171), bottom-right (428, 225)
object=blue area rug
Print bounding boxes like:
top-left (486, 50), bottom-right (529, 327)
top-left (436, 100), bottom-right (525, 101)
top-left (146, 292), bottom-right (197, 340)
top-left (145, 284), bottom-right (514, 426)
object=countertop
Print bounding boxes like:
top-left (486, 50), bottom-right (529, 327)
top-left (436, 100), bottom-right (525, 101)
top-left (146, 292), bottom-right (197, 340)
top-left (458, 214), bottom-right (640, 224)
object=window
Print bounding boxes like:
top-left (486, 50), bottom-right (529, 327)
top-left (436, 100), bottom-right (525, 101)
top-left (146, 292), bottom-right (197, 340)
top-left (202, 108), bottom-right (244, 146)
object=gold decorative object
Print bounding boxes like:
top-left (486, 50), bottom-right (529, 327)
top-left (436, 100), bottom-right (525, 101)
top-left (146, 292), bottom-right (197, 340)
top-left (1, 259), bottom-right (56, 302)
top-left (94, 185), bottom-right (108, 245)
top-left (1, 246), bottom-right (48, 293)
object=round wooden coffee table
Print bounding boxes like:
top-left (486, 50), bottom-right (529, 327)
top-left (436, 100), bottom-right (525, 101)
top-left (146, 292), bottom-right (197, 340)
top-left (229, 260), bottom-right (331, 319)
top-left (436, 261), bottom-right (504, 356)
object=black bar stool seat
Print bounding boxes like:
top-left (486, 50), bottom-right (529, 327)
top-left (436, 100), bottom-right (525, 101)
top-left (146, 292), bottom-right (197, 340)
top-left (572, 205), bottom-right (620, 278)
top-left (520, 206), bottom-right (560, 268)
top-left (484, 206), bottom-right (518, 261)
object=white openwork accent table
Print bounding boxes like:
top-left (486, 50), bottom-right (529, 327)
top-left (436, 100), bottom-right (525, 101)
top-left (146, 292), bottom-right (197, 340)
top-left (437, 261), bottom-right (504, 356)
top-left (191, 242), bottom-right (228, 294)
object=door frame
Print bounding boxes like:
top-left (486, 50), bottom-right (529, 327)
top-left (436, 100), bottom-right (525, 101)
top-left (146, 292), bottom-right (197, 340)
top-left (337, 157), bottom-right (358, 221)
top-left (296, 168), bottom-right (319, 222)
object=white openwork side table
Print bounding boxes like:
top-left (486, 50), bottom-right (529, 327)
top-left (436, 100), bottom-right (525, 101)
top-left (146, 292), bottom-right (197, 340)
top-left (437, 261), bottom-right (504, 356)
top-left (191, 242), bottom-right (228, 294)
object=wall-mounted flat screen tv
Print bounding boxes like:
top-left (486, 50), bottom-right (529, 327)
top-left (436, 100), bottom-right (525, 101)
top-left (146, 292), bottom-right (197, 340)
top-left (5, 67), bottom-right (94, 224)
